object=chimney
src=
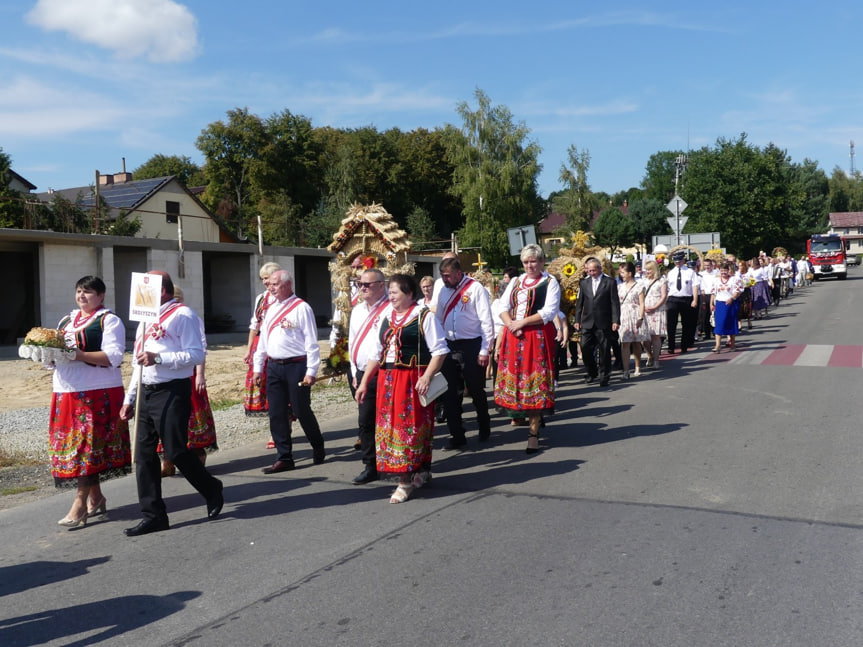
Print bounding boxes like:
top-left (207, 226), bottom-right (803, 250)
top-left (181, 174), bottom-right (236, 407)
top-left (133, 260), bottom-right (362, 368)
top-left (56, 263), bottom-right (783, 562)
top-left (114, 172), bottom-right (133, 183)
top-left (99, 174), bottom-right (114, 186)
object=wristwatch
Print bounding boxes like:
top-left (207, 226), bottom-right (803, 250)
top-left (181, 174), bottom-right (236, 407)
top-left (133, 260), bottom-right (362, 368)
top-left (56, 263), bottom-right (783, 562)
top-left (154, 354), bottom-right (162, 365)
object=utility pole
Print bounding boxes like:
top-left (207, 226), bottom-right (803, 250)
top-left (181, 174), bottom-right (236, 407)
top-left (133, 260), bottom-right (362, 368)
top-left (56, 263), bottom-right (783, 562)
top-left (673, 155), bottom-right (687, 245)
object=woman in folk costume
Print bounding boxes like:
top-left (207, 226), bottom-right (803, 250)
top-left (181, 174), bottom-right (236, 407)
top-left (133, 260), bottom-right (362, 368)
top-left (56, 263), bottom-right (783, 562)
top-left (355, 273), bottom-right (449, 504)
top-left (158, 286), bottom-right (217, 476)
top-left (710, 261), bottom-right (744, 352)
top-left (494, 244), bottom-right (561, 454)
top-left (50, 276), bottom-right (131, 528)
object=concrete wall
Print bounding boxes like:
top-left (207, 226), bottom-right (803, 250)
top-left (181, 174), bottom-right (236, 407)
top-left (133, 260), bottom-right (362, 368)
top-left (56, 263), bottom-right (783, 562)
top-left (40, 243), bottom-right (98, 327)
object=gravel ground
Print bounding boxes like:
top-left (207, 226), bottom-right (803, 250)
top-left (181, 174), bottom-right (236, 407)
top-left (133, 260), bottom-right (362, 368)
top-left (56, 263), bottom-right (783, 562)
top-left (0, 382), bottom-right (354, 511)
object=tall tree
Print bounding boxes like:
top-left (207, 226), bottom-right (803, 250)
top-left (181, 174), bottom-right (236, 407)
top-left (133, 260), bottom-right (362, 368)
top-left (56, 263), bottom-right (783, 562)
top-left (592, 206), bottom-right (636, 256)
top-left (641, 150), bottom-right (686, 201)
top-left (557, 144), bottom-right (594, 231)
top-left (445, 89), bottom-right (544, 266)
top-left (196, 107), bottom-right (267, 239)
top-left (682, 135), bottom-right (789, 257)
top-left (628, 198), bottom-right (671, 255)
top-left (133, 154), bottom-right (205, 186)
top-left (0, 148), bottom-right (26, 228)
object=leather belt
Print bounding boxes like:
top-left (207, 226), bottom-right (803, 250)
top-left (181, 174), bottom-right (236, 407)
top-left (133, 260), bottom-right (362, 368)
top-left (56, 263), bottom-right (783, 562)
top-left (271, 356), bottom-right (306, 365)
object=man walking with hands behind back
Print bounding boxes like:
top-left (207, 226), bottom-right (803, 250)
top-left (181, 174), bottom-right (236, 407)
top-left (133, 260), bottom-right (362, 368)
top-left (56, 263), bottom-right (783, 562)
top-left (574, 259), bottom-right (620, 387)
top-left (120, 270), bottom-right (224, 536)
top-left (253, 270), bottom-right (326, 473)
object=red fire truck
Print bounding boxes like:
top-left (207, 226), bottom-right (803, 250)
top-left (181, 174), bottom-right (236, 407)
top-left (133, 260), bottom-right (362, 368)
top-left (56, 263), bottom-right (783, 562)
top-left (806, 234), bottom-right (847, 280)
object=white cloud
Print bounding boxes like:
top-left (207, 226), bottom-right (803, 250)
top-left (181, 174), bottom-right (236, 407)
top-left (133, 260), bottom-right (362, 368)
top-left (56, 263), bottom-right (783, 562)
top-left (0, 76), bottom-right (125, 136)
top-left (25, 0), bottom-right (200, 63)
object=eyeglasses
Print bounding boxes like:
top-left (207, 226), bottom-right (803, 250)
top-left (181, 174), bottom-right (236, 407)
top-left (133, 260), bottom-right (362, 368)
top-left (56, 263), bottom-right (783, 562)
top-left (357, 281), bottom-right (384, 289)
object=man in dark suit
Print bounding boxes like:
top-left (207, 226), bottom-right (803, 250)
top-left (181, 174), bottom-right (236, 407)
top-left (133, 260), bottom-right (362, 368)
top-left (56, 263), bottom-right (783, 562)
top-left (574, 258), bottom-right (620, 387)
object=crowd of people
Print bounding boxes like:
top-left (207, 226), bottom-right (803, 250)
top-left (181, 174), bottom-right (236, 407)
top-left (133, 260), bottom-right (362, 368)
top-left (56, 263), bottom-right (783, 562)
top-left (38, 245), bottom-right (812, 532)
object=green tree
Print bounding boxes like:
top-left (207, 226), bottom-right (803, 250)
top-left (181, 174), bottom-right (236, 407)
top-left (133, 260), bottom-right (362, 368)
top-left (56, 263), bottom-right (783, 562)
top-left (405, 205), bottom-right (438, 247)
top-left (683, 135), bottom-right (790, 257)
top-left (641, 150), bottom-right (686, 201)
top-left (628, 198), bottom-right (671, 255)
top-left (133, 154), bottom-right (206, 186)
top-left (557, 144), bottom-right (594, 231)
top-left (827, 166), bottom-right (863, 213)
top-left (445, 89), bottom-right (544, 266)
top-left (0, 148), bottom-right (26, 228)
top-left (196, 107), bottom-right (267, 239)
top-left (592, 206), bottom-right (636, 256)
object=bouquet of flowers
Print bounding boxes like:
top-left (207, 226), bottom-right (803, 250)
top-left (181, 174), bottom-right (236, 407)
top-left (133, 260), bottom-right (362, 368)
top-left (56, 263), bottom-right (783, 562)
top-left (321, 336), bottom-right (350, 379)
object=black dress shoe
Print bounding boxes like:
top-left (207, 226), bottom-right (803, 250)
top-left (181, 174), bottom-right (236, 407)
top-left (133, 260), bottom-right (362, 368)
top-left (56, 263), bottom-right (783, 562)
top-left (124, 517), bottom-right (169, 537)
top-left (444, 439), bottom-right (467, 451)
top-left (599, 379), bottom-right (609, 387)
top-left (352, 466), bottom-right (379, 485)
top-left (312, 449), bottom-right (326, 465)
top-left (262, 459), bottom-right (295, 474)
top-left (206, 480), bottom-right (224, 520)
top-left (584, 375), bottom-right (596, 384)
top-left (478, 430), bottom-right (491, 442)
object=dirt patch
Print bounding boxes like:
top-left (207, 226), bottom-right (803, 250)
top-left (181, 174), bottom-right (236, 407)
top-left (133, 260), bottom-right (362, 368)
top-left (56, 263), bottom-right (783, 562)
top-left (0, 343), bottom-right (250, 413)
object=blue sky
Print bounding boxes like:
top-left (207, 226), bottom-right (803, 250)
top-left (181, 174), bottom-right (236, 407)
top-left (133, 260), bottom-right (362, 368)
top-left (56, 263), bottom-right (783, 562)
top-left (2, 1), bottom-right (862, 200)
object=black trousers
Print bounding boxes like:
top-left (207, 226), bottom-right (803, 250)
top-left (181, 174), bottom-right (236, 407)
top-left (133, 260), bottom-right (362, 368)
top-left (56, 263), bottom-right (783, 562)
top-left (350, 369), bottom-right (377, 468)
top-left (135, 378), bottom-right (221, 521)
top-left (580, 327), bottom-right (613, 381)
top-left (441, 337), bottom-right (491, 442)
top-left (666, 296), bottom-right (697, 351)
top-left (266, 360), bottom-right (324, 461)
top-left (697, 294), bottom-right (713, 338)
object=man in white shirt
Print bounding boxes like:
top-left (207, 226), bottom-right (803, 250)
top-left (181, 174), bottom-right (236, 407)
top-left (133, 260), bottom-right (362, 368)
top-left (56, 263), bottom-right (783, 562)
top-left (665, 251), bottom-right (700, 353)
top-left (253, 270), bottom-right (325, 473)
top-left (120, 270), bottom-right (223, 536)
top-left (697, 259), bottom-right (717, 340)
top-left (348, 269), bottom-right (389, 484)
top-left (436, 257), bottom-right (495, 448)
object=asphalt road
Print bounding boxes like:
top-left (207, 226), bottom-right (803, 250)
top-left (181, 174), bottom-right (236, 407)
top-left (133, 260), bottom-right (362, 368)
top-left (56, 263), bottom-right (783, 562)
top-left (2, 272), bottom-right (862, 646)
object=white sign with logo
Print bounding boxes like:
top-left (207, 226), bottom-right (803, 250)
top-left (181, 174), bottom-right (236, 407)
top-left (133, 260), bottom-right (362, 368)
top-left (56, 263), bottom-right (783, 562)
top-left (129, 272), bottom-right (162, 323)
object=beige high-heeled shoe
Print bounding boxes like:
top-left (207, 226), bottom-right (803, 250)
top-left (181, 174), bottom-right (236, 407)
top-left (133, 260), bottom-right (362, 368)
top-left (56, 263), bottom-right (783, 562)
top-left (87, 496), bottom-right (107, 517)
top-left (58, 510), bottom-right (89, 528)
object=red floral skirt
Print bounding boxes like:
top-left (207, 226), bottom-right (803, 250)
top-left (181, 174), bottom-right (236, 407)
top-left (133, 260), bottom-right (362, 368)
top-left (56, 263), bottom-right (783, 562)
top-left (244, 335), bottom-right (269, 416)
top-left (375, 368), bottom-right (434, 474)
top-left (494, 322), bottom-right (556, 415)
top-left (48, 387), bottom-right (131, 488)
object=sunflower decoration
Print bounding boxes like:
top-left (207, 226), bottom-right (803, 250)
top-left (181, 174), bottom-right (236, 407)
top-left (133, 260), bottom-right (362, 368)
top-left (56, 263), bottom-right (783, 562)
top-left (771, 246), bottom-right (789, 259)
top-left (562, 263), bottom-right (576, 277)
top-left (564, 287), bottom-right (578, 302)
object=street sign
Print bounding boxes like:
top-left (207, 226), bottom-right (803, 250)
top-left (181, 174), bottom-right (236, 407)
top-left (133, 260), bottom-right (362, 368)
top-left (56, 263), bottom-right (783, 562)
top-left (666, 195), bottom-right (687, 215)
top-left (507, 225), bottom-right (537, 256)
top-left (653, 232), bottom-right (721, 253)
top-left (667, 216), bottom-right (689, 234)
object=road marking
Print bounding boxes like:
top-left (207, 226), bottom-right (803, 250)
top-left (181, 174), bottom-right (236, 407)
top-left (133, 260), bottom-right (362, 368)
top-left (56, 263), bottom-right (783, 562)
top-left (719, 344), bottom-right (863, 368)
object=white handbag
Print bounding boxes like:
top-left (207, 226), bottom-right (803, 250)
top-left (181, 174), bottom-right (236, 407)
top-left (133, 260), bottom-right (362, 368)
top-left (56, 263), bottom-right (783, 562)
top-left (419, 371), bottom-right (448, 406)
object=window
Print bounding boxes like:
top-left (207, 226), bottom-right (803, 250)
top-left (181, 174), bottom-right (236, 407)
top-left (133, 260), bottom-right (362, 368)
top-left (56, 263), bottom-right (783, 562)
top-left (166, 201), bottom-right (180, 224)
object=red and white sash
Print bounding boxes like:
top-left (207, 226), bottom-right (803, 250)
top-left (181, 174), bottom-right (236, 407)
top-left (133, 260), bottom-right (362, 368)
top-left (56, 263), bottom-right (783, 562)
top-left (266, 296), bottom-right (305, 338)
top-left (441, 276), bottom-right (475, 323)
top-left (135, 301), bottom-right (187, 355)
top-left (350, 297), bottom-right (389, 367)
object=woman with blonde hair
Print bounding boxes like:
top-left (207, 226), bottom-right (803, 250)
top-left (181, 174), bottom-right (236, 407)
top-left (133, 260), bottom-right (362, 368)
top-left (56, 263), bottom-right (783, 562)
top-left (495, 244), bottom-right (561, 453)
top-left (642, 260), bottom-right (667, 368)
